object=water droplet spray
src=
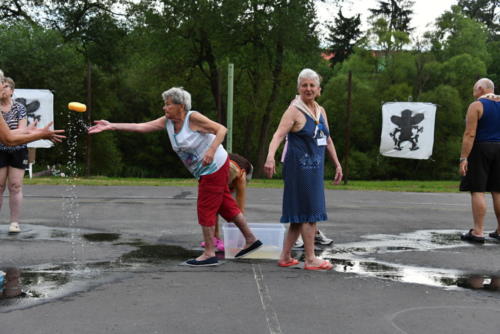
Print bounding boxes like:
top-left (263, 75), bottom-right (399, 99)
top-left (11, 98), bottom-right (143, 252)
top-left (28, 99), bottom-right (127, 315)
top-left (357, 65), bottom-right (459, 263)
top-left (64, 102), bottom-right (89, 269)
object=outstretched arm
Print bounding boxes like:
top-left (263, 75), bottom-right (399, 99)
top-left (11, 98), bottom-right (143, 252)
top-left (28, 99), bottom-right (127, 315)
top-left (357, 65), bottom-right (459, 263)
top-left (88, 117), bottom-right (167, 134)
top-left (0, 118), bottom-right (65, 146)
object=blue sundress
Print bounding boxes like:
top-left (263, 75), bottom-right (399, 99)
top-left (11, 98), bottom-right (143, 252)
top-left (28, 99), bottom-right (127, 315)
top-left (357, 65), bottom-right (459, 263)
top-left (280, 111), bottom-right (329, 223)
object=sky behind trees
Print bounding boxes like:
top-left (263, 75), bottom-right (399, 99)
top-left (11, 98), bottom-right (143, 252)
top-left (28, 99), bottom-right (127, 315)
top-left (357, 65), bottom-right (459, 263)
top-left (316, 0), bottom-right (456, 40)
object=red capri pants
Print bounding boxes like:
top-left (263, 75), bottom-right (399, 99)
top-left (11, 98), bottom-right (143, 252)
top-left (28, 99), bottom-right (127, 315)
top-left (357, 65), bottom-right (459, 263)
top-left (197, 158), bottom-right (241, 227)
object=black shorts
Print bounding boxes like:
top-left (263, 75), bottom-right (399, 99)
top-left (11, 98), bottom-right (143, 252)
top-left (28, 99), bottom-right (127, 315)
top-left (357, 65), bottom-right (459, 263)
top-left (460, 142), bottom-right (500, 192)
top-left (0, 148), bottom-right (28, 170)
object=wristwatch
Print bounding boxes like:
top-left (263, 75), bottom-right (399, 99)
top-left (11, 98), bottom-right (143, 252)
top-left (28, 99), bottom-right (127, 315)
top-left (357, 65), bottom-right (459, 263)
top-left (459, 157), bottom-right (467, 163)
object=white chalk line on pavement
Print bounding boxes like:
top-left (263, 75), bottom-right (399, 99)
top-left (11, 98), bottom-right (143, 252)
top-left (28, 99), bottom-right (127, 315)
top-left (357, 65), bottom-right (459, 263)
top-left (387, 305), bottom-right (500, 334)
top-left (252, 264), bottom-right (282, 334)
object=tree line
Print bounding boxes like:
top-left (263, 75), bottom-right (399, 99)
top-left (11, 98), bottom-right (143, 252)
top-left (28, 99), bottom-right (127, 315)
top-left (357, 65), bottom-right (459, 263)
top-left (0, 0), bottom-right (498, 180)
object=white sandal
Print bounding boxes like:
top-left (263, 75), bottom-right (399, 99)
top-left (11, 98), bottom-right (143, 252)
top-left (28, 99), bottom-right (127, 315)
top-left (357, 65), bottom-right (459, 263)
top-left (8, 222), bottom-right (21, 233)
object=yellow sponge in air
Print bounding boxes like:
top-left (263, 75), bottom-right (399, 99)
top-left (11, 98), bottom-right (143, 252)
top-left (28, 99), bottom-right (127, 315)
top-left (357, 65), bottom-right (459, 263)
top-left (68, 102), bottom-right (87, 112)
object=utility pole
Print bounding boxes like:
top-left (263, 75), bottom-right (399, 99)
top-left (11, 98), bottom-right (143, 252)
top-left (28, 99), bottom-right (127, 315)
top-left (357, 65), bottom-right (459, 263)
top-left (343, 70), bottom-right (352, 184)
top-left (226, 63), bottom-right (234, 153)
top-left (86, 60), bottom-right (92, 176)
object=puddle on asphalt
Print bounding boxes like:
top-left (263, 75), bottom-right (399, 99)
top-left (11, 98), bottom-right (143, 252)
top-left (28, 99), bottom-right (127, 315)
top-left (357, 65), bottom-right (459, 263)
top-left (0, 241), bottom-right (204, 312)
top-left (0, 224), bottom-right (99, 242)
top-left (83, 233), bottom-right (121, 242)
top-left (121, 244), bottom-right (201, 262)
top-left (172, 191), bottom-right (194, 199)
top-left (322, 258), bottom-right (500, 292)
top-left (327, 229), bottom-right (482, 258)
top-left (0, 262), bottom-right (139, 312)
top-left (2, 226), bottom-right (499, 313)
top-left (300, 229), bottom-right (500, 293)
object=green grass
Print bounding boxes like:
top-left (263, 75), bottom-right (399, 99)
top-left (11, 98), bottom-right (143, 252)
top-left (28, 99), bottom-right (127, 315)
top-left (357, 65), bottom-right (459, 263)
top-left (24, 176), bottom-right (461, 193)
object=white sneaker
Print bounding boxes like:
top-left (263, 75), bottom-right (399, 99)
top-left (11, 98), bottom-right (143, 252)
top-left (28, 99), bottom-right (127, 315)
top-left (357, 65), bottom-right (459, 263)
top-left (293, 235), bottom-right (304, 248)
top-left (315, 229), bottom-right (333, 245)
top-left (8, 222), bottom-right (21, 234)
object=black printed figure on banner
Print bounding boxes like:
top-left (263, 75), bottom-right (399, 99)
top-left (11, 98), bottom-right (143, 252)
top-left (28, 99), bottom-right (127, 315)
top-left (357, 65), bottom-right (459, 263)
top-left (389, 109), bottom-right (424, 151)
top-left (14, 98), bottom-right (41, 123)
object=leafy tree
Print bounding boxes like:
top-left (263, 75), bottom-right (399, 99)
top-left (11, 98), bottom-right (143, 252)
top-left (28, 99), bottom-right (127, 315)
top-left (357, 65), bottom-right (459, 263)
top-left (0, 0), bottom-right (39, 25)
top-left (369, 0), bottom-right (414, 33)
top-left (430, 6), bottom-right (490, 62)
top-left (0, 22), bottom-right (87, 169)
top-left (326, 10), bottom-right (362, 67)
top-left (368, 0), bottom-right (414, 53)
top-left (243, 0), bottom-right (320, 176)
top-left (457, 0), bottom-right (500, 37)
top-left (441, 54), bottom-right (487, 101)
top-left (418, 85), bottom-right (464, 179)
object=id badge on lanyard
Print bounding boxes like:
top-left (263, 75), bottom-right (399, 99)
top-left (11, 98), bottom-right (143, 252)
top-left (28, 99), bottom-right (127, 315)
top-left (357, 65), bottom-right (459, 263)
top-left (315, 123), bottom-right (327, 146)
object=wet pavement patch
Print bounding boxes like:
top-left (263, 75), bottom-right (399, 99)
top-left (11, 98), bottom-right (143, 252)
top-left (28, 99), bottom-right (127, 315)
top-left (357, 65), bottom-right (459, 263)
top-left (309, 229), bottom-right (500, 293)
top-left (2, 226), bottom-right (500, 313)
top-left (172, 191), bottom-right (193, 199)
top-left (0, 224), bottom-right (100, 242)
top-left (0, 262), bottom-right (138, 312)
top-left (83, 233), bottom-right (121, 242)
top-left (288, 255), bottom-right (500, 293)
top-left (0, 243), bottom-right (205, 312)
top-left (122, 244), bottom-right (201, 262)
top-left (321, 229), bottom-right (492, 261)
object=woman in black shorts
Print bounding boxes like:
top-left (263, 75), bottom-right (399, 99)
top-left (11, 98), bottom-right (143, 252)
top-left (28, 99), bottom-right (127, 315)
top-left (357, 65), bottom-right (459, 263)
top-left (0, 77), bottom-right (28, 233)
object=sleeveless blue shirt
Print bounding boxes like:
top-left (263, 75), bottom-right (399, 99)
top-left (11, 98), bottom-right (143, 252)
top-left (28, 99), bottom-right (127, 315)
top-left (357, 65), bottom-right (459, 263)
top-left (477, 98), bottom-right (500, 142)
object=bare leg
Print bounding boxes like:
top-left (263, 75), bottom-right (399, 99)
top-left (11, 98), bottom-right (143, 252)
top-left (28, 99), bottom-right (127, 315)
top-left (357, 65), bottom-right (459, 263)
top-left (231, 213), bottom-right (257, 248)
top-left (197, 225), bottom-right (216, 261)
top-left (491, 192), bottom-right (500, 233)
top-left (279, 223), bottom-right (301, 263)
top-left (471, 192), bottom-right (487, 236)
top-left (0, 167), bottom-right (8, 212)
top-left (7, 167), bottom-right (24, 223)
top-left (302, 222), bottom-right (327, 267)
top-left (214, 216), bottom-right (220, 239)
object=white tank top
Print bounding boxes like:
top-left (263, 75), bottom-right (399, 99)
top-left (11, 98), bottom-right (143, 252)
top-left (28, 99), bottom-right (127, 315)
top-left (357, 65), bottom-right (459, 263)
top-left (166, 111), bottom-right (228, 178)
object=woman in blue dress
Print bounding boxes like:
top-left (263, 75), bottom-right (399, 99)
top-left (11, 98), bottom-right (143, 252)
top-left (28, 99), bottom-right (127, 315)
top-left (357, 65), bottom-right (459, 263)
top-left (264, 69), bottom-right (343, 270)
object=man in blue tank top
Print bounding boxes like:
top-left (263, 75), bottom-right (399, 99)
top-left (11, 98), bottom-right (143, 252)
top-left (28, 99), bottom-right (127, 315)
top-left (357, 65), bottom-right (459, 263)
top-left (459, 78), bottom-right (500, 243)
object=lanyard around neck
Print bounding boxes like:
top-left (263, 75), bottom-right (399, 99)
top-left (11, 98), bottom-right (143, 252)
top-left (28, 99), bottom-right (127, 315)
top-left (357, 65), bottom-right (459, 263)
top-left (478, 93), bottom-right (499, 100)
top-left (298, 98), bottom-right (320, 125)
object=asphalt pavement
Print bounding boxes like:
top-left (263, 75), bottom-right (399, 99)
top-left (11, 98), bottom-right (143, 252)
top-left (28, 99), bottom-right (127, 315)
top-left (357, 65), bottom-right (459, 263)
top-left (1, 185), bottom-right (499, 334)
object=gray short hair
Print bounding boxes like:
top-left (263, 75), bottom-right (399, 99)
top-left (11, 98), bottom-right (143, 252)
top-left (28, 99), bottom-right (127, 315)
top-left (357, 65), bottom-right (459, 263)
top-left (161, 87), bottom-right (191, 111)
top-left (297, 68), bottom-right (321, 89)
top-left (475, 78), bottom-right (495, 91)
top-left (4, 77), bottom-right (14, 89)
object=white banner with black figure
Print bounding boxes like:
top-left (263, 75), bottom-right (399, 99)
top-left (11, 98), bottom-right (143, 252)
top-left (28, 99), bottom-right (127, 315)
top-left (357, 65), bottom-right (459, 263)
top-left (13, 89), bottom-right (54, 148)
top-left (379, 102), bottom-right (436, 160)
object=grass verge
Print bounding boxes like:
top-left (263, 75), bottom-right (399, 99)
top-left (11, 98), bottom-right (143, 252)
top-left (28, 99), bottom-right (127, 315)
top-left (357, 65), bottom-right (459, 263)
top-left (24, 177), bottom-right (460, 193)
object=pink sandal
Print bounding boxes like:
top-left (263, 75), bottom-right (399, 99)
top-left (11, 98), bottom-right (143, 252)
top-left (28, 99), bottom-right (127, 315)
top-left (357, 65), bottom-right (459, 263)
top-left (200, 238), bottom-right (225, 252)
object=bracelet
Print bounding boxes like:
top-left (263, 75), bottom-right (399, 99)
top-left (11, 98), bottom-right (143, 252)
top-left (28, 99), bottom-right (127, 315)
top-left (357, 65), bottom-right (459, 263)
top-left (459, 157), bottom-right (467, 163)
